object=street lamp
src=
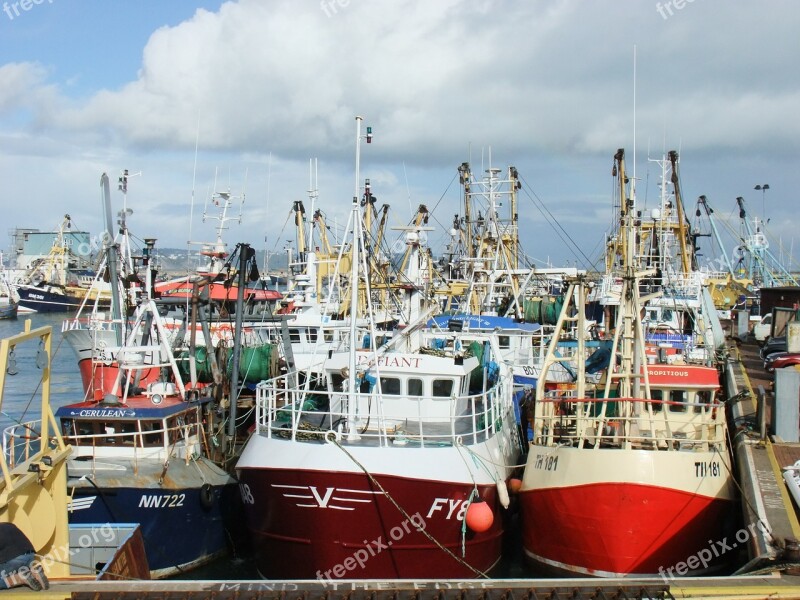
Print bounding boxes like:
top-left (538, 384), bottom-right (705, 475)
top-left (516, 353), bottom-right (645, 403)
top-left (754, 184), bottom-right (770, 221)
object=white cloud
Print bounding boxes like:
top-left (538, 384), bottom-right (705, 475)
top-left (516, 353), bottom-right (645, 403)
top-left (1, 0), bottom-right (799, 267)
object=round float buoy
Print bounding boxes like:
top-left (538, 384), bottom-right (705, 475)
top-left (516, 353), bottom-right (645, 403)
top-left (200, 483), bottom-right (215, 510)
top-left (508, 478), bottom-right (523, 494)
top-left (465, 500), bottom-right (494, 533)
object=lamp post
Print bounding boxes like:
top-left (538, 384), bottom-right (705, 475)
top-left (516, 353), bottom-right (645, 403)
top-left (754, 184), bottom-right (770, 222)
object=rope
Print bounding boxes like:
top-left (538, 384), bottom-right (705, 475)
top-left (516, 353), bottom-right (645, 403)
top-left (329, 435), bottom-right (489, 578)
top-left (519, 174), bottom-right (598, 271)
top-left (459, 442), bottom-right (528, 469)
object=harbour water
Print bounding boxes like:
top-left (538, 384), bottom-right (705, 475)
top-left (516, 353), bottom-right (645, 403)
top-left (0, 312), bottom-right (85, 433)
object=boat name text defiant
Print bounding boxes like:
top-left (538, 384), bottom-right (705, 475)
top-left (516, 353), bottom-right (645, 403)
top-left (356, 355), bottom-right (423, 369)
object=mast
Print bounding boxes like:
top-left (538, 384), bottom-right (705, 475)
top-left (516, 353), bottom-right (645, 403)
top-left (226, 243), bottom-right (252, 452)
top-left (605, 149), bottom-right (654, 406)
top-left (307, 158), bottom-right (318, 252)
top-left (293, 200), bottom-right (307, 256)
top-left (346, 116), bottom-right (368, 442)
top-left (668, 151), bottom-right (692, 274)
top-left (101, 174), bottom-right (122, 345)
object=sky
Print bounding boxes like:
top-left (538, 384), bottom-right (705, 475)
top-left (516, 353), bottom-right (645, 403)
top-left (1, 0), bottom-right (798, 273)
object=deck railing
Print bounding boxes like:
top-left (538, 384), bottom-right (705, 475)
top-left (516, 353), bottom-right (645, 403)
top-left (1, 419), bottom-right (44, 467)
top-left (255, 372), bottom-right (512, 448)
top-left (3, 419), bottom-right (205, 473)
top-left (533, 395), bottom-right (727, 452)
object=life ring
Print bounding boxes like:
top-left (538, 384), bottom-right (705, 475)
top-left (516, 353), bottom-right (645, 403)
top-left (200, 483), bottom-right (215, 510)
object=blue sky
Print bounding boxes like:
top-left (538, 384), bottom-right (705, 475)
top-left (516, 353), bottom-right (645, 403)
top-left (1, 1), bottom-right (799, 274)
top-left (0, 2), bottom-right (223, 89)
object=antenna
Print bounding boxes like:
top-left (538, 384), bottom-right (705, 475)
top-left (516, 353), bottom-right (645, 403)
top-left (403, 161), bottom-right (413, 217)
top-left (307, 158), bottom-right (318, 251)
top-left (189, 114), bottom-right (200, 247)
top-left (265, 151), bottom-right (273, 272)
top-left (632, 45), bottom-right (637, 203)
top-left (240, 167), bottom-right (248, 224)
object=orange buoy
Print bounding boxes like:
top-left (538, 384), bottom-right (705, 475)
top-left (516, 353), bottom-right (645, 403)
top-left (465, 500), bottom-right (494, 533)
top-left (508, 478), bottom-right (522, 494)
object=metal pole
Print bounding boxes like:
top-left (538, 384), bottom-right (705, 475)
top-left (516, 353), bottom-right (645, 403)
top-left (226, 243), bottom-right (249, 448)
top-left (101, 174), bottom-right (122, 345)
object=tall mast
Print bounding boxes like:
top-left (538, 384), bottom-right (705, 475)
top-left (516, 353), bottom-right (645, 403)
top-left (346, 116), bottom-right (368, 442)
top-left (668, 151), bottom-right (692, 274)
top-left (101, 174), bottom-right (122, 346)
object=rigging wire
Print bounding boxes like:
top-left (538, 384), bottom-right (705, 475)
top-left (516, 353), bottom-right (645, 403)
top-left (518, 174), bottom-right (598, 271)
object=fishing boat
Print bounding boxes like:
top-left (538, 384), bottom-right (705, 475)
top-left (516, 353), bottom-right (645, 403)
top-left (518, 149), bottom-right (736, 578)
top-left (236, 118), bottom-right (523, 580)
top-left (54, 174), bottom-right (239, 578)
top-left (56, 295), bottom-right (239, 577)
top-left (14, 215), bottom-right (110, 313)
top-left (153, 187), bottom-right (282, 321)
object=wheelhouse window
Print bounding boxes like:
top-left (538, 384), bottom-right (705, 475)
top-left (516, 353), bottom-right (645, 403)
top-left (432, 379), bottom-right (454, 398)
top-left (61, 419), bottom-right (152, 446)
top-left (695, 390), bottom-right (711, 413)
top-left (408, 378), bottom-right (423, 397)
top-left (649, 389), bottom-right (663, 412)
top-left (139, 420), bottom-right (165, 446)
top-left (379, 377), bottom-right (401, 395)
top-left (669, 390), bottom-right (687, 412)
top-left (288, 328), bottom-right (302, 343)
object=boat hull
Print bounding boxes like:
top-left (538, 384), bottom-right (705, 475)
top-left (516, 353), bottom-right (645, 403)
top-left (67, 477), bottom-right (238, 578)
top-left (519, 447), bottom-right (736, 577)
top-left (17, 284), bottom-right (82, 313)
top-left (237, 435), bottom-right (517, 580)
top-left (63, 327), bottom-right (172, 400)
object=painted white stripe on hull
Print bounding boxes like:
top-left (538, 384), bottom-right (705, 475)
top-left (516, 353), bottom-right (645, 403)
top-left (67, 496), bottom-right (97, 510)
top-left (524, 547), bottom-right (629, 578)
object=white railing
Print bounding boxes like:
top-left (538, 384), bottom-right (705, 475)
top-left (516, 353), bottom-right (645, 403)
top-left (3, 419), bottom-right (205, 472)
top-left (255, 372), bottom-right (512, 448)
top-left (533, 395), bottom-right (726, 452)
top-left (2, 419), bottom-right (44, 467)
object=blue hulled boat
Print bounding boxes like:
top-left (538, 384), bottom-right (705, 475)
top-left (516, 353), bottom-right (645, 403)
top-left (56, 394), bottom-right (237, 577)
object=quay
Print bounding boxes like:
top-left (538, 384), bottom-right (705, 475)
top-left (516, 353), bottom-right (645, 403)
top-left (13, 573), bottom-right (800, 599)
top-left (726, 329), bottom-right (800, 575)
